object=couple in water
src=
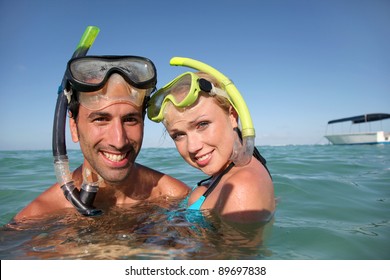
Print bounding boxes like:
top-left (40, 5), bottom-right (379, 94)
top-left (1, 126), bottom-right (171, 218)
top-left (14, 53), bottom-right (274, 226)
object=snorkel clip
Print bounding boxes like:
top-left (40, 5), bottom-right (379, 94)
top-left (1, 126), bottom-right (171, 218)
top-left (64, 88), bottom-right (73, 104)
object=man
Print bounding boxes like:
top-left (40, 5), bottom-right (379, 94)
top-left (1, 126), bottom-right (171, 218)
top-left (14, 55), bottom-right (189, 220)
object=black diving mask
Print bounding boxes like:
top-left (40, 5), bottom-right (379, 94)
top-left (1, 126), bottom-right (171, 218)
top-left (65, 55), bottom-right (157, 93)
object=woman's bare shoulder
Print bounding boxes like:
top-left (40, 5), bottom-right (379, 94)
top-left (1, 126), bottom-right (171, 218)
top-left (218, 163), bottom-right (275, 223)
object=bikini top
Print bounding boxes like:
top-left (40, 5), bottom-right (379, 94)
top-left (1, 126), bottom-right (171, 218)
top-left (187, 147), bottom-right (271, 210)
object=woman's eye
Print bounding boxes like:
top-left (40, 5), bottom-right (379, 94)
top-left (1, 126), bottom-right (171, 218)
top-left (171, 133), bottom-right (185, 141)
top-left (197, 121), bottom-right (209, 129)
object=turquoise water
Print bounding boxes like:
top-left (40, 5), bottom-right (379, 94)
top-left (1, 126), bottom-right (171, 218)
top-left (0, 145), bottom-right (389, 259)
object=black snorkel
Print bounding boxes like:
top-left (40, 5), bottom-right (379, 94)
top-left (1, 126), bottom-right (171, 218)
top-left (52, 26), bottom-right (102, 216)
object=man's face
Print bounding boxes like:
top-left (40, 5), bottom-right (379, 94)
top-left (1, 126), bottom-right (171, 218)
top-left (70, 75), bottom-right (145, 185)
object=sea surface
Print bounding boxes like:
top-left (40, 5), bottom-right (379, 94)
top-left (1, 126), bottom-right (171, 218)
top-left (0, 145), bottom-right (389, 260)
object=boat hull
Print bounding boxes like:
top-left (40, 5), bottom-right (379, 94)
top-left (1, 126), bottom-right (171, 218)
top-left (325, 131), bottom-right (390, 145)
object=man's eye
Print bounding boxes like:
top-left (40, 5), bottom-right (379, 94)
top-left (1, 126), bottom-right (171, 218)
top-left (124, 116), bottom-right (139, 124)
top-left (92, 117), bottom-right (108, 122)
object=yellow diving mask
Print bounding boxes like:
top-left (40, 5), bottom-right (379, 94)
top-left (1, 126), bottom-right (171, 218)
top-left (147, 72), bottom-right (231, 122)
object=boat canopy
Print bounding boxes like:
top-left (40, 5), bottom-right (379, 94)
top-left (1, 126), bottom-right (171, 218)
top-left (328, 113), bottom-right (390, 124)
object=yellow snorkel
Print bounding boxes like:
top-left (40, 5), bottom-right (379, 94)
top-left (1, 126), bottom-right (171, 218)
top-left (170, 57), bottom-right (255, 166)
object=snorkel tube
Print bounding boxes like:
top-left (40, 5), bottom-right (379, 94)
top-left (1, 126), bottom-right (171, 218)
top-left (52, 26), bottom-right (102, 216)
top-left (170, 57), bottom-right (255, 166)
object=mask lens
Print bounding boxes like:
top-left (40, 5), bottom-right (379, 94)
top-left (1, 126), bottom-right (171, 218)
top-left (119, 57), bottom-right (156, 84)
top-left (169, 74), bottom-right (192, 103)
top-left (70, 58), bottom-right (107, 85)
top-left (149, 73), bottom-right (194, 118)
top-left (67, 56), bottom-right (157, 91)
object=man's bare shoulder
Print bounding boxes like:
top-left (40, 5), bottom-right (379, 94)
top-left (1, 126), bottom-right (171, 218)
top-left (13, 183), bottom-right (72, 221)
top-left (136, 163), bottom-right (190, 198)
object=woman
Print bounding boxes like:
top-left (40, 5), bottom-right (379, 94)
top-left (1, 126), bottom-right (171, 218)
top-left (148, 59), bottom-right (275, 224)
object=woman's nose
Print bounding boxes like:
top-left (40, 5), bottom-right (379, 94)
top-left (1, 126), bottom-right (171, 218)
top-left (187, 133), bottom-right (203, 154)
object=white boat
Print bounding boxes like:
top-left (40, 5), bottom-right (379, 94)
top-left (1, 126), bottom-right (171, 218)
top-left (324, 113), bottom-right (390, 145)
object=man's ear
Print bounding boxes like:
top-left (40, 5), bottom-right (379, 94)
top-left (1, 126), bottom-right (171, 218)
top-left (69, 116), bottom-right (79, 143)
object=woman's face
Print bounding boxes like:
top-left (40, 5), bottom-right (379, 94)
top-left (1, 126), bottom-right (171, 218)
top-left (164, 96), bottom-right (238, 176)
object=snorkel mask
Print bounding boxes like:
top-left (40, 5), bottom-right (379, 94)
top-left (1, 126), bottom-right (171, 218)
top-left (65, 55), bottom-right (157, 110)
top-left (53, 26), bottom-right (157, 216)
top-left (148, 57), bottom-right (255, 166)
top-left (147, 72), bottom-right (235, 121)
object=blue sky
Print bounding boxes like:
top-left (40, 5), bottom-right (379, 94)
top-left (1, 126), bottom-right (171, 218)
top-left (1, 0), bottom-right (389, 150)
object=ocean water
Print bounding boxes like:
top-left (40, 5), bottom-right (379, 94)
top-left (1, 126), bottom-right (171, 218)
top-left (0, 145), bottom-right (389, 260)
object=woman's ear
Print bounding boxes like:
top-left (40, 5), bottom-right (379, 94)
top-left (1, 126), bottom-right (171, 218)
top-left (69, 115), bottom-right (79, 143)
top-left (229, 106), bottom-right (239, 127)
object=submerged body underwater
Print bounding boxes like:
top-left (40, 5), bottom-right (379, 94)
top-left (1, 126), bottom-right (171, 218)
top-left (1, 145), bottom-right (389, 259)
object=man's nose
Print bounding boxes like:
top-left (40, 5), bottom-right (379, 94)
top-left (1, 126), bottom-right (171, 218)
top-left (108, 119), bottom-right (128, 149)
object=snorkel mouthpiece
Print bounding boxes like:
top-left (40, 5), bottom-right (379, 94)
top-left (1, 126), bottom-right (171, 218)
top-left (53, 26), bottom-right (102, 216)
top-left (80, 167), bottom-right (101, 208)
top-left (169, 57), bottom-right (255, 166)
